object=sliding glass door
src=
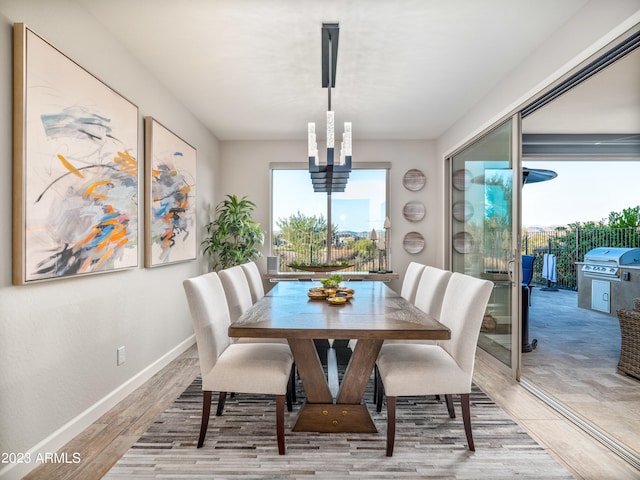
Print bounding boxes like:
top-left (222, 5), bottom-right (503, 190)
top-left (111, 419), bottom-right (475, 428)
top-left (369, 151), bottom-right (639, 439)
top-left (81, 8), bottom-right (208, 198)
top-left (448, 116), bottom-right (522, 373)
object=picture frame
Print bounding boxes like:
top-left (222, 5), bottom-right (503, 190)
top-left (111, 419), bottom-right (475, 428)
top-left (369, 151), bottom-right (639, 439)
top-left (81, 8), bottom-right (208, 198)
top-left (13, 24), bottom-right (139, 284)
top-left (144, 117), bottom-right (197, 267)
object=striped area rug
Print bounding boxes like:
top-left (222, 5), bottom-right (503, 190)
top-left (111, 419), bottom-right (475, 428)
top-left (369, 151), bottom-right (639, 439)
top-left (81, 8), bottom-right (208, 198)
top-left (105, 376), bottom-right (573, 479)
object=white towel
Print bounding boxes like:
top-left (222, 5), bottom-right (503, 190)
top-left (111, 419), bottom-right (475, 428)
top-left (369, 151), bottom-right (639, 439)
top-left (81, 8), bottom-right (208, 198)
top-left (542, 253), bottom-right (557, 282)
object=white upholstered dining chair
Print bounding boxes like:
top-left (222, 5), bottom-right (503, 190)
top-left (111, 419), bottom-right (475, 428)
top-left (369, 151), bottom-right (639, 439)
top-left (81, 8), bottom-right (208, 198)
top-left (183, 272), bottom-right (293, 454)
top-left (374, 266), bottom-right (453, 406)
top-left (376, 272), bottom-right (493, 456)
top-left (400, 261), bottom-right (426, 303)
top-left (352, 262), bottom-right (427, 354)
top-left (241, 261), bottom-right (265, 304)
top-left (218, 265), bottom-right (253, 324)
top-left (219, 264), bottom-right (295, 402)
top-left (219, 264), bottom-right (289, 344)
top-left (414, 266), bottom-right (453, 322)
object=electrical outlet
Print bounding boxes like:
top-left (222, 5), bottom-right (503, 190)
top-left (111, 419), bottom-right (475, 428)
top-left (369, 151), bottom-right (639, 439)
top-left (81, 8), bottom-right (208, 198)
top-left (117, 346), bottom-right (126, 366)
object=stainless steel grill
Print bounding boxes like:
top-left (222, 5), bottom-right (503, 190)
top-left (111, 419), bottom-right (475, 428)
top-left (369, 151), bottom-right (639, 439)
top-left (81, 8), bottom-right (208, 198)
top-left (582, 247), bottom-right (640, 279)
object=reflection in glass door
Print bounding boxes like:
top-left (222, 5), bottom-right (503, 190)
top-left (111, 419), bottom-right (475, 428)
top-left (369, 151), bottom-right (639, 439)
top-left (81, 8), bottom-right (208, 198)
top-left (449, 118), bottom-right (520, 369)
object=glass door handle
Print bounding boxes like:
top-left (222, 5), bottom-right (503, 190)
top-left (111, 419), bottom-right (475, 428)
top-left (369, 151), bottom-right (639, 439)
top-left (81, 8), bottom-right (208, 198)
top-left (507, 259), bottom-right (515, 283)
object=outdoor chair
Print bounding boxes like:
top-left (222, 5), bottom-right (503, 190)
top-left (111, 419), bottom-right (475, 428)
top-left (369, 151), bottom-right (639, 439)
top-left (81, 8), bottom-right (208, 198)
top-left (183, 272), bottom-right (294, 454)
top-left (376, 272), bottom-right (493, 456)
top-left (616, 299), bottom-right (640, 380)
top-left (522, 255), bottom-right (535, 305)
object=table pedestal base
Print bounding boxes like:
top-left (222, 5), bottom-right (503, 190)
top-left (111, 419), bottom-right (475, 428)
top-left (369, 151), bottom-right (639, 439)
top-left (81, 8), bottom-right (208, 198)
top-left (292, 403), bottom-right (377, 433)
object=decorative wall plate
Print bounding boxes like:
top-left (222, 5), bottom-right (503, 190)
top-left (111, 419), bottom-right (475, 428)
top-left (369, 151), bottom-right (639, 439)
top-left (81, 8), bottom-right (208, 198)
top-left (402, 201), bottom-right (426, 222)
top-left (403, 232), bottom-right (425, 254)
top-left (452, 169), bottom-right (472, 191)
top-left (403, 169), bottom-right (426, 191)
top-left (453, 231), bottom-right (474, 253)
top-left (452, 200), bottom-right (474, 222)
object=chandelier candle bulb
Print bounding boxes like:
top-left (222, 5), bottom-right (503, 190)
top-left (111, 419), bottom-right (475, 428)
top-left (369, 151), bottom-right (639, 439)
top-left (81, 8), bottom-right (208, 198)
top-left (344, 123), bottom-right (352, 156)
top-left (327, 111), bottom-right (335, 148)
top-left (308, 123), bottom-right (318, 160)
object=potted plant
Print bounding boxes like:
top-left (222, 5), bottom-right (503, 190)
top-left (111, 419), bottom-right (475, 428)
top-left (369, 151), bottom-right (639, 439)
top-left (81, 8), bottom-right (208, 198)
top-left (202, 194), bottom-right (264, 271)
top-left (320, 274), bottom-right (343, 289)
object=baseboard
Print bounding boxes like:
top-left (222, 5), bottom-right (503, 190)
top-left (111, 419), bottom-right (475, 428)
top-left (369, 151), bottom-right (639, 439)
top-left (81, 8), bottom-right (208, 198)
top-left (0, 335), bottom-right (196, 480)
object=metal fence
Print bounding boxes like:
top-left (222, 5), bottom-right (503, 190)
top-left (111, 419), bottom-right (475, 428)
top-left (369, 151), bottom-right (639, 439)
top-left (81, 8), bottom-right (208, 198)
top-left (272, 227), bottom-right (639, 284)
top-left (522, 227), bottom-right (640, 290)
top-left (272, 230), bottom-right (388, 273)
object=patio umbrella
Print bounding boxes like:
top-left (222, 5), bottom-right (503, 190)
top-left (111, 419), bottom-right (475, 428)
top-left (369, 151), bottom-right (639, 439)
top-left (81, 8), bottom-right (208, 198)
top-left (471, 167), bottom-right (558, 186)
top-left (522, 167), bottom-right (557, 185)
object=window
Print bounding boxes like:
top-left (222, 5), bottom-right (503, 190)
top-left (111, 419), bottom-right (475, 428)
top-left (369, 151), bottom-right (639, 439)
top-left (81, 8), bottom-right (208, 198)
top-left (271, 166), bottom-right (388, 272)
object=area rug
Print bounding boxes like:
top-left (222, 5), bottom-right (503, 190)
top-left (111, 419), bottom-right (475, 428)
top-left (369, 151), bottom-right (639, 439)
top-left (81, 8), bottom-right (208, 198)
top-left (105, 376), bottom-right (574, 479)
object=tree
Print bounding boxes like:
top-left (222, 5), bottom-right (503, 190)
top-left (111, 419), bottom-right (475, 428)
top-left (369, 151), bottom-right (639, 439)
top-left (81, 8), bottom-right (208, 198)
top-left (276, 212), bottom-right (336, 264)
top-left (608, 206), bottom-right (640, 228)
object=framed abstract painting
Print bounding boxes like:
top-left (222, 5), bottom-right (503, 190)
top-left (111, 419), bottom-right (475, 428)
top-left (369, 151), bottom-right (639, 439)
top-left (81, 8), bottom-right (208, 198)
top-left (144, 117), bottom-right (197, 267)
top-left (12, 24), bottom-right (140, 285)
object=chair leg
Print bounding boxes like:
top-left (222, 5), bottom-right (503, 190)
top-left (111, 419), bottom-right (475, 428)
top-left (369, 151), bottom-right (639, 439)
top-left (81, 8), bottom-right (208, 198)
top-left (286, 385), bottom-right (293, 412)
top-left (276, 394), bottom-right (286, 455)
top-left (197, 390), bottom-right (212, 448)
top-left (386, 396), bottom-right (396, 457)
top-left (291, 363), bottom-right (297, 403)
top-left (286, 366), bottom-right (295, 411)
top-left (376, 369), bottom-right (384, 413)
top-left (460, 393), bottom-right (475, 451)
top-left (373, 364), bottom-right (378, 403)
top-left (216, 392), bottom-right (227, 416)
top-left (445, 394), bottom-right (456, 418)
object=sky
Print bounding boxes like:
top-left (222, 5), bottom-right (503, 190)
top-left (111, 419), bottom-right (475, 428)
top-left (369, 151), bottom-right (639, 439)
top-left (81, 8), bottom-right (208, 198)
top-left (272, 169), bottom-right (387, 232)
top-left (272, 161), bottom-right (638, 231)
top-left (521, 161), bottom-right (640, 227)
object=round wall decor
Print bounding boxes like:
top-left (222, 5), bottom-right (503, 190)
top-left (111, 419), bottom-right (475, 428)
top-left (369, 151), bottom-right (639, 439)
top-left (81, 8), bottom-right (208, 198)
top-left (453, 231), bottom-right (474, 253)
top-left (402, 201), bottom-right (426, 222)
top-left (452, 169), bottom-right (472, 191)
top-left (452, 200), bottom-right (474, 222)
top-left (402, 169), bottom-right (426, 191)
top-left (403, 231), bottom-right (425, 254)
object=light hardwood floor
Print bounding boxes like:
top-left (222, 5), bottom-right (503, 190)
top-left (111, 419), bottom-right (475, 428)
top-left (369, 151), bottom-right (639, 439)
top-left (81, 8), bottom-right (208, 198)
top-left (23, 344), bottom-right (639, 480)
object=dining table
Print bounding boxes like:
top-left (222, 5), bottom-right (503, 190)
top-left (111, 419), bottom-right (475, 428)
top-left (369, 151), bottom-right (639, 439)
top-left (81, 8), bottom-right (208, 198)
top-left (228, 281), bottom-right (450, 433)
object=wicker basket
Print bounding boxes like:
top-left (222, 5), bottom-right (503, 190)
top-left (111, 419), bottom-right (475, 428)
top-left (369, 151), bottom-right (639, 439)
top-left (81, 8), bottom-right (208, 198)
top-left (617, 307), bottom-right (640, 380)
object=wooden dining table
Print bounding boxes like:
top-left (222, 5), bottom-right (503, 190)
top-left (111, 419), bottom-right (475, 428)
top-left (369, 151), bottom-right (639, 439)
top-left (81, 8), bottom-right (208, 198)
top-left (228, 281), bottom-right (450, 433)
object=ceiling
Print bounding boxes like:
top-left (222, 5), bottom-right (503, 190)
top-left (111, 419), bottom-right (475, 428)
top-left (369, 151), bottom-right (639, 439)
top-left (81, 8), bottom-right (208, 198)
top-left (77, 0), bottom-right (606, 141)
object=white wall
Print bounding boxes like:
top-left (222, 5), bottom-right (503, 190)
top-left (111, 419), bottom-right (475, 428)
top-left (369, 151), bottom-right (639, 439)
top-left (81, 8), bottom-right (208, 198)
top-left (438, 0), bottom-right (640, 158)
top-left (219, 140), bottom-right (441, 293)
top-left (2, 0), bottom-right (639, 478)
top-left (0, 2), bottom-right (219, 478)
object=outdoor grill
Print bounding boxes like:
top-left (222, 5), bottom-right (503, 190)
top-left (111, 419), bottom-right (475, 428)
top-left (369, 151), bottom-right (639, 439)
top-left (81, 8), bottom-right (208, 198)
top-left (581, 247), bottom-right (640, 279)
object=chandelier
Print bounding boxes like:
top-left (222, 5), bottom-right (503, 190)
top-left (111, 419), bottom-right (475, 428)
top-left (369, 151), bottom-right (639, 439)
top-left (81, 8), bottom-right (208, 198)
top-left (308, 23), bottom-right (352, 193)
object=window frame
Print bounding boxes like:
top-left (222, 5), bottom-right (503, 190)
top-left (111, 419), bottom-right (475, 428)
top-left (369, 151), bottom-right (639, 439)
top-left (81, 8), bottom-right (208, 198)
top-left (269, 162), bottom-right (391, 270)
